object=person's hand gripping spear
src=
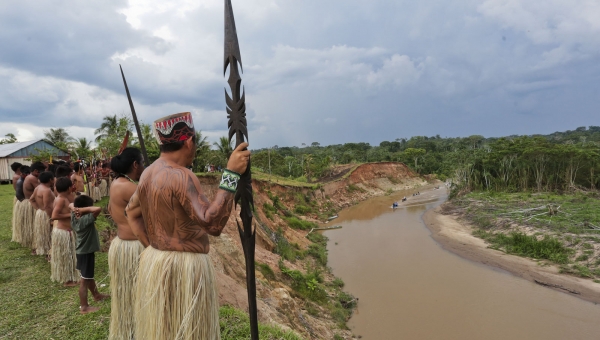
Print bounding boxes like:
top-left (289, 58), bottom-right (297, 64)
top-left (224, 0), bottom-right (258, 338)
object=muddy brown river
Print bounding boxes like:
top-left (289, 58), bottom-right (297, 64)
top-left (324, 187), bottom-right (600, 339)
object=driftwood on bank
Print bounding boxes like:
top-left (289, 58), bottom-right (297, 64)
top-left (534, 280), bottom-right (581, 295)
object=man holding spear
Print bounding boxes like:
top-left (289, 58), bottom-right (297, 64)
top-left (126, 112), bottom-right (250, 339)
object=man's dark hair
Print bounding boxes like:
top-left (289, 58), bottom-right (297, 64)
top-left (30, 162), bottom-right (46, 173)
top-left (20, 166), bottom-right (31, 175)
top-left (74, 195), bottom-right (94, 208)
top-left (55, 177), bottom-right (73, 193)
top-left (111, 148), bottom-right (143, 174)
top-left (159, 134), bottom-right (196, 153)
top-left (10, 162), bottom-right (22, 172)
top-left (55, 165), bottom-right (72, 178)
top-left (74, 162), bottom-right (81, 172)
top-left (39, 171), bottom-right (55, 184)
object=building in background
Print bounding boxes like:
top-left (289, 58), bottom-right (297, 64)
top-left (0, 140), bottom-right (70, 182)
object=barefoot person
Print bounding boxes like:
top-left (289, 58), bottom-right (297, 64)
top-left (12, 166), bottom-right (29, 244)
top-left (126, 112), bottom-right (250, 340)
top-left (71, 163), bottom-right (87, 195)
top-left (70, 195), bottom-right (110, 314)
top-left (30, 172), bottom-right (55, 258)
top-left (21, 162), bottom-right (46, 250)
top-left (51, 177), bottom-right (79, 287)
top-left (107, 147), bottom-right (145, 340)
top-left (11, 162), bottom-right (22, 243)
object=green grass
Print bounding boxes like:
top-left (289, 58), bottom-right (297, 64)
top-left (252, 170), bottom-right (321, 189)
top-left (0, 184), bottom-right (303, 339)
top-left (475, 230), bottom-right (572, 264)
top-left (220, 305), bottom-right (303, 339)
top-left (457, 190), bottom-right (600, 280)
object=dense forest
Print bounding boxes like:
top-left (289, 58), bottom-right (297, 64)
top-left (249, 126), bottom-right (600, 193)
top-left (12, 115), bottom-right (600, 193)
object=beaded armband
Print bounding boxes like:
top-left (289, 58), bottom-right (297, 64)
top-left (219, 169), bottom-right (241, 193)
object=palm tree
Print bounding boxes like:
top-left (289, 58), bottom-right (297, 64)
top-left (95, 114), bottom-right (134, 156)
top-left (195, 131), bottom-right (210, 155)
top-left (94, 115), bottom-right (118, 142)
top-left (192, 131), bottom-right (211, 172)
top-left (0, 133), bottom-right (17, 145)
top-left (213, 136), bottom-right (233, 160)
top-left (43, 128), bottom-right (75, 151)
top-left (74, 137), bottom-right (92, 160)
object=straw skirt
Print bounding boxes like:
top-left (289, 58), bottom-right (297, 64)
top-left (19, 199), bottom-right (36, 249)
top-left (135, 246), bottom-right (220, 340)
top-left (99, 179), bottom-right (108, 197)
top-left (33, 210), bottom-right (52, 255)
top-left (108, 237), bottom-right (145, 340)
top-left (11, 199), bottom-right (22, 243)
top-left (50, 226), bottom-right (79, 283)
top-left (92, 186), bottom-right (102, 202)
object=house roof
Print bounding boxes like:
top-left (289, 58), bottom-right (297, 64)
top-left (0, 140), bottom-right (40, 157)
top-left (0, 139), bottom-right (69, 158)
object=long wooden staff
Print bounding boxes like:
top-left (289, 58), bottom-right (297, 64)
top-left (224, 1), bottom-right (258, 338)
top-left (119, 65), bottom-right (150, 166)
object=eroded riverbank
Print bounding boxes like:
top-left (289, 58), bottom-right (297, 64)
top-left (423, 205), bottom-right (600, 304)
top-left (325, 187), bottom-right (600, 339)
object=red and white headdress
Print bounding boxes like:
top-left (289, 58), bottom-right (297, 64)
top-left (153, 112), bottom-right (195, 145)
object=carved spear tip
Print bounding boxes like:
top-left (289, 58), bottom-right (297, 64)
top-left (224, 0), bottom-right (243, 75)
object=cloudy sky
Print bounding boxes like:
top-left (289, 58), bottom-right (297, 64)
top-left (0, 0), bottom-right (599, 148)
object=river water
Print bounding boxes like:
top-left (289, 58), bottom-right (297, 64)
top-left (324, 187), bottom-right (600, 340)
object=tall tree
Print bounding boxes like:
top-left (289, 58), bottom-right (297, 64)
top-left (0, 133), bottom-right (17, 144)
top-left (213, 136), bottom-right (233, 163)
top-left (94, 115), bottom-right (118, 142)
top-left (73, 137), bottom-right (93, 160)
top-left (43, 128), bottom-right (75, 151)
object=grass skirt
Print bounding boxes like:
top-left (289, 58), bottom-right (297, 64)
top-left (92, 186), bottom-right (102, 202)
top-left (99, 179), bottom-right (108, 197)
top-left (135, 247), bottom-right (219, 340)
top-left (19, 199), bottom-right (36, 249)
top-left (11, 199), bottom-right (22, 243)
top-left (108, 237), bottom-right (145, 340)
top-left (50, 227), bottom-right (79, 283)
top-left (33, 210), bottom-right (52, 255)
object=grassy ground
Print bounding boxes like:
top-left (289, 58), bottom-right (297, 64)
top-left (196, 170), bottom-right (322, 189)
top-left (0, 184), bottom-right (303, 339)
top-left (449, 191), bottom-right (600, 282)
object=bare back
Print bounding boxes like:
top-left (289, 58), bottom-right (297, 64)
top-left (35, 184), bottom-right (56, 219)
top-left (109, 177), bottom-right (138, 240)
top-left (71, 173), bottom-right (85, 193)
top-left (128, 159), bottom-right (234, 253)
top-left (30, 186), bottom-right (40, 210)
top-left (23, 175), bottom-right (39, 199)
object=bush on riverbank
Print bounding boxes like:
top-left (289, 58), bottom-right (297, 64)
top-left (449, 191), bottom-right (600, 282)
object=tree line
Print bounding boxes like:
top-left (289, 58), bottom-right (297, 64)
top-left (7, 116), bottom-right (600, 192)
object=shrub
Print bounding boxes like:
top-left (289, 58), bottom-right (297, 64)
top-left (294, 205), bottom-right (312, 214)
top-left (285, 217), bottom-right (317, 230)
top-left (491, 232), bottom-right (572, 264)
top-left (256, 262), bottom-right (275, 281)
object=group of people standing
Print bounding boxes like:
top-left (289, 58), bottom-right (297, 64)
top-left (9, 111), bottom-right (250, 340)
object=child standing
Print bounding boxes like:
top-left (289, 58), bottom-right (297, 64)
top-left (70, 195), bottom-right (110, 313)
top-left (51, 177), bottom-right (78, 287)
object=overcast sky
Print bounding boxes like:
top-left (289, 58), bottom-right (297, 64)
top-left (0, 0), bottom-right (599, 149)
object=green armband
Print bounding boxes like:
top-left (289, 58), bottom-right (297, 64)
top-left (219, 169), bottom-right (241, 193)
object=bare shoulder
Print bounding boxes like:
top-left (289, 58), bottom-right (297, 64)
top-left (150, 160), bottom-right (196, 188)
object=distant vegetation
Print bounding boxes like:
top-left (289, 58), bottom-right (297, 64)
top-left (250, 126), bottom-right (600, 190)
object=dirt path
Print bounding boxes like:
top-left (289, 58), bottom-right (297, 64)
top-left (422, 205), bottom-right (600, 305)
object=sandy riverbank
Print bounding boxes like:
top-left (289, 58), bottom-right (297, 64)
top-left (422, 204), bottom-right (600, 305)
